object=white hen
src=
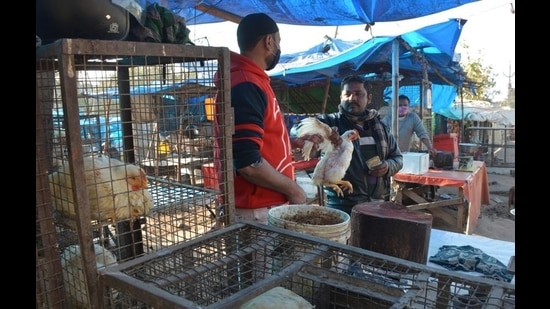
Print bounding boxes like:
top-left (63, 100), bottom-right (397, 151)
top-left (61, 244), bottom-right (118, 308)
top-left (297, 117), bottom-right (359, 197)
top-left (49, 156), bottom-right (153, 222)
top-left (240, 286), bottom-right (314, 309)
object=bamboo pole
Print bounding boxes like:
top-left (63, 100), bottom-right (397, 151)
top-left (320, 76), bottom-right (331, 114)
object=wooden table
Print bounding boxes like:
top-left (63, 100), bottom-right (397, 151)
top-left (392, 161), bottom-right (490, 234)
top-left (140, 156), bottom-right (212, 185)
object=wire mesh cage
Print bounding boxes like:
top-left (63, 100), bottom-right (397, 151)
top-left (36, 39), bottom-right (233, 308)
top-left (99, 222), bottom-right (515, 309)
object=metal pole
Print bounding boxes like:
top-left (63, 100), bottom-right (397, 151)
top-left (391, 39), bottom-right (400, 137)
top-left (460, 87), bottom-right (465, 144)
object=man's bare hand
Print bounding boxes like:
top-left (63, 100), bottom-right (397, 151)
top-left (328, 126), bottom-right (342, 146)
top-left (292, 134), bottom-right (324, 150)
top-left (291, 127), bottom-right (341, 152)
top-left (369, 161), bottom-right (388, 177)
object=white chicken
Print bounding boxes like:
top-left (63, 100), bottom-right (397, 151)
top-left (61, 244), bottom-right (118, 308)
top-left (240, 286), bottom-right (314, 309)
top-left (297, 117), bottom-right (359, 197)
top-left (49, 156), bottom-right (153, 222)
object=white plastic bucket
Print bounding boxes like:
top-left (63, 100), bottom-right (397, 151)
top-left (268, 205), bottom-right (350, 245)
top-left (267, 205), bottom-right (351, 298)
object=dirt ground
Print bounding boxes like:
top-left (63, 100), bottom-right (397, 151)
top-left (471, 171), bottom-right (515, 242)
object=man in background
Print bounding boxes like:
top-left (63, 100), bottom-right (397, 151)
top-left (382, 94), bottom-right (437, 157)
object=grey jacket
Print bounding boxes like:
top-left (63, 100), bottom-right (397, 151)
top-left (382, 112), bottom-right (429, 152)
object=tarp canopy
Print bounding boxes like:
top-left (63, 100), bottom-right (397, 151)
top-left (99, 79), bottom-right (217, 130)
top-left (384, 84), bottom-right (460, 113)
top-left (269, 18), bottom-right (467, 86)
top-left (144, 0), bottom-right (478, 26)
top-left (100, 79), bottom-right (215, 98)
top-left (436, 100), bottom-right (515, 126)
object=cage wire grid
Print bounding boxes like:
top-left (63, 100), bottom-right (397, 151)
top-left (37, 39), bottom-right (514, 309)
top-left (36, 39), bottom-right (233, 309)
top-left (99, 222), bottom-right (515, 309)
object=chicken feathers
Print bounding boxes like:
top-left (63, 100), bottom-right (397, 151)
top-left (240, 286), bottom-right (314, 309)
top-left (298, 117), bottom-right (334, 161)
top-left (61, 244), bottom-right (118, 308)
top-left (297, 117), bottom-right (359, 197)
top-left (49, 156), bottom-right (153, 222)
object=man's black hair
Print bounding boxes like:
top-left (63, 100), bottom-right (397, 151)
top-left (341, 75), bottom-right (371, 94)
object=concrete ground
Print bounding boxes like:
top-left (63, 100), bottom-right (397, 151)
top-left (471, 170), bottom-right (515, 242)
top-left (432, 166), bottom-right (515, 242)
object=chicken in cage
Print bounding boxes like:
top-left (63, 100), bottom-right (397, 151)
top-left (36, 38), bottom-right (233, 309)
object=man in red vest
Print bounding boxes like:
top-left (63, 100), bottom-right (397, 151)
top-left (215, 13), bottom-right (326, 223)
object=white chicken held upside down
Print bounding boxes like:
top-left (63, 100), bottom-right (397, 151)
top-left (49, 156), bottom-right (153, 222)
top-left (297, 117), bottom-right (359, 197)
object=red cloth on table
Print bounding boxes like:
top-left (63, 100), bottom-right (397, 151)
top-left (393, 161), bottom-right (490, 234)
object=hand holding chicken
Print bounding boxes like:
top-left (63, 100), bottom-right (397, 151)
top-left (297, 117), bottom-right (359, 197)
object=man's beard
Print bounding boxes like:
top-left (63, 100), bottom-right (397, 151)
top-left (342, 101), bottom-right (363, 114)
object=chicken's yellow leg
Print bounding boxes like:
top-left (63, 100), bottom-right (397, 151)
top-left (324, 181), bottom-right (354, 197)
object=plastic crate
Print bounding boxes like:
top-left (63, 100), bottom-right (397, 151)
top-left (433, 133), bottom-right (458, 159)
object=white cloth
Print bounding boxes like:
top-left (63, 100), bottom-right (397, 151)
top-left (428, 229), bottom-right (515, 284)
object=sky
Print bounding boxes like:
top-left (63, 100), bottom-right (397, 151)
top-left (187, 0), bottom-right (515, 102)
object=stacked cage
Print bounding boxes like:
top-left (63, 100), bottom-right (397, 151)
top-left (36, 39), bottom-right (233, 308)
top-left (36, 39), bottom-right (515, 309)
top-left (100, 222), bottom-right (515, 308)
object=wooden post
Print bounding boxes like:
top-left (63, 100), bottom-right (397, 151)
top-left (350, 201), bottom-right (433, 264)
top-left (320, 76), bottom-right (331, 114)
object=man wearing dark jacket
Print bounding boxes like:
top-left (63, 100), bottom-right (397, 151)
top-left (316, 75), bottom-right (403, 214)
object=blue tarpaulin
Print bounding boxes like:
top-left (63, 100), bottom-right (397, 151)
top-left (436, 100), bottom-right (515, 126)
top-left (100, 80), bottom-right (216, 133)
top-left (145, 0), bottom-right (478, 26)
top-left (269, 18), bottom-right (466, 87)
top-left (112, 1), bottom-right (475, 118)
top-left (267, 18), bottom-right (468, 115)
top-left (384, 84), bottom-right (459, 113)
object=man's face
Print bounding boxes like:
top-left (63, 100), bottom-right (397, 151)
top-left (265, 33), bottom-right (281, 71)
top-left (340, 81), bottom-right (369, 114)
top-left (398, 98), bottom-right (410, 116)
